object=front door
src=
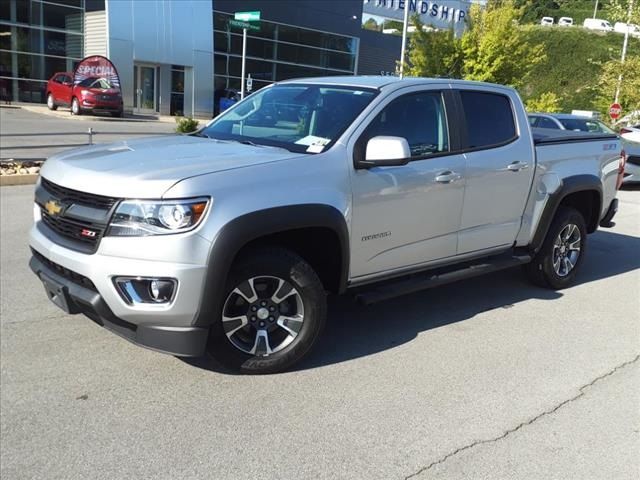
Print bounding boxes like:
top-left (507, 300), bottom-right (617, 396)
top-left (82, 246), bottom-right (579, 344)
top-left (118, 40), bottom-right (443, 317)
top-left (348, 86), bottom-right (466, 280)
top-left (134, 65), bottom-right (156, 115)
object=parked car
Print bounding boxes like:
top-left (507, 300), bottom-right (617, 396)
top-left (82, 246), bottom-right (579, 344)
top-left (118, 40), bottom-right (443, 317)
top-left (46, 72), bottom-right (123, 117)
top-left (30, 77), bottom-right (622, 373)
top-left (583, 18), bottom-right (613, 32)
top-left (558, 17), bottom-right (574, 26)
top-left (541, 16), bottom-right (554, 26)
top-left (614, 22), bottom-right (640, 37)
top-left (620, 124), bottom-right (640, 184)
top-left (620, 124), bottom-right (640, 143)
top-left (528, 113), bottom-right (615, 134)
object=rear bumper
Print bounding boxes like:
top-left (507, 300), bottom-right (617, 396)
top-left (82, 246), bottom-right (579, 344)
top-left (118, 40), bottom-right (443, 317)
top-left (29, 254), bottom-right (209, 357)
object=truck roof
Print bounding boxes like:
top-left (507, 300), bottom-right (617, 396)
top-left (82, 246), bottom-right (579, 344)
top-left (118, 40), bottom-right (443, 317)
top-left (277, 75), bottom-right (516, 93)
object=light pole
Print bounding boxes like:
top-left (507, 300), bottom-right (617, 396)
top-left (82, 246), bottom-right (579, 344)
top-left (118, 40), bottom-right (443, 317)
top-left (614, 0), bottom-right (634, 104)
top-left (399, 0), bottom-right (410, 78)
top-left (593, 0), bottom-right (599, 19)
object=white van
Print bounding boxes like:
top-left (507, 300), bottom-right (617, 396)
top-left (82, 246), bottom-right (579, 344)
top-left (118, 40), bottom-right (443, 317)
top-left (614, 22), bottom-right (640, 37)
top-left (583, 18), bottom-right (613, 32)
top-left (558, 17), bottom-right (574, 27)
top-left (540, 17), bottom-right (554, 26)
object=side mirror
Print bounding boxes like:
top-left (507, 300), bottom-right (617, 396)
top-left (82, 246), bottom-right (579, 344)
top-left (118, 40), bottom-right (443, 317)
top-left (355, 136), bottom-right (411, 169)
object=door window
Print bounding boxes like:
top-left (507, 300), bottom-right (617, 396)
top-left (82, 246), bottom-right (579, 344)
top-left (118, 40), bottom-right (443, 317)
top-left (365, 91), bottom-right (449, 158)
top-left (459, 91), bottom-right (516, 149)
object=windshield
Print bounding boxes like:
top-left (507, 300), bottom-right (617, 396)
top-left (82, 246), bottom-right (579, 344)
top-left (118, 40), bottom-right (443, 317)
top-left (200, 84), bottom-right (377, 153)
top-left (559, 118), bottom-right (615, 134)
top-left (79, 77), bottom-right (114, 89)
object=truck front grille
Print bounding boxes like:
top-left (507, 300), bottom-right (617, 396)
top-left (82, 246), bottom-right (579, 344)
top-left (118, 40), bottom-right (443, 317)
top-left (41, 212), bottom-right (105, 249)
top-left (37, 178), bottom-right (119, 254)
top-left (41, 178), bottom-right (118, 210)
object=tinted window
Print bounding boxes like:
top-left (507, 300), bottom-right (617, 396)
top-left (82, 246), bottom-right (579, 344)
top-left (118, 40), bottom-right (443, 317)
top-left (365, 92), bottom-right (449, 158)
top-left (559, 118), bottom-right (615, 133)
top-left (460, 91), bottom-right (516, 148)
top-left (528, 116), bottom-right (539, 127)
top-left (538, 117), bottom-right (560, 129)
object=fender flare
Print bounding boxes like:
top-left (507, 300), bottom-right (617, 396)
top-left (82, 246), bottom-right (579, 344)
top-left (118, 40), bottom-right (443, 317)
top-left (530, 174), bottom-right (602, 253)
top-left (193, 204), bottom-right (349, 327)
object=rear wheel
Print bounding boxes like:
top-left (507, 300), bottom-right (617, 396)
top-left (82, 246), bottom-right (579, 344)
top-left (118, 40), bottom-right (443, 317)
top-left (46, 93), bottom-right (57, 111)
top-left (524, 206), bottom-right (587, 289)
top-left (71, 97), bottom-right (81, 115)
top-left (207, 248), bottom-right (326, 374)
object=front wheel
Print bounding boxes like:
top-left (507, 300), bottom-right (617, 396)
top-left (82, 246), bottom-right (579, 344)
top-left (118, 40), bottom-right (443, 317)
top-left (207, 248), bottom-right (326, 374)
top-left (47, 94), bottom-right (57, 111)
top-left (71, 97), bottom-right (81, 115)
top-left (524, 206), bottom-right (587, 289)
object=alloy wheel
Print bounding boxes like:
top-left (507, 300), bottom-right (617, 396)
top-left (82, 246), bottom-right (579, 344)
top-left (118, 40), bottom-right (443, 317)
top-left (552, 223), bottom-right (581, 277)
top-left (222, 276), bottom-right (305, 356)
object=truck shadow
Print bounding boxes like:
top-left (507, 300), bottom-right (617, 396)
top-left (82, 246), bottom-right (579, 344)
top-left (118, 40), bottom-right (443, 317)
top-left (183, 229), bottom-right (640, 374)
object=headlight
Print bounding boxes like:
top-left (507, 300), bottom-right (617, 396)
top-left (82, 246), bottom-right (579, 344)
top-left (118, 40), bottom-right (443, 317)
top-left (107, 198), bottom-right (209, 236)
top-left (81, 90), bottom-right (94, 96)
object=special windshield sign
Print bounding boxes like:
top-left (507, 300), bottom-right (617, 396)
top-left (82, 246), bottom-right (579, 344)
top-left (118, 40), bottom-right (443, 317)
top-left (73, 55), bottom-right (121, 89)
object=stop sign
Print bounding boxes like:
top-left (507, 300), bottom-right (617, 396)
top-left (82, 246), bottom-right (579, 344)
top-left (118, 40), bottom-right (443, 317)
top-left (609, 103), bottom-right (622, 120)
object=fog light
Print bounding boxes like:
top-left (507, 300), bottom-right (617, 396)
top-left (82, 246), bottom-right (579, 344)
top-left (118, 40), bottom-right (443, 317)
top-left (114, 277), bottom-right (177, 305)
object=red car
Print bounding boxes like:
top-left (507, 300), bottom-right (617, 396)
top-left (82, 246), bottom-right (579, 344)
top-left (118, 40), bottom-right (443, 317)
top-left (46, 72), bottom-right (123, 117)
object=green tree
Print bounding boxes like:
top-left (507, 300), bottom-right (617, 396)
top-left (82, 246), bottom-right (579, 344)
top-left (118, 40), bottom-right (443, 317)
top-left (525, 92), bottom-right (563, 112)
top-left (459, 1), bottom-right (546, 88)
top-left (605, 0), bottom-right (640, 24)
top-left (405, 16), bottom-right (460, 78)
top-left (592, 56), bottom-right (640, 115)
top-left (363, 17), bottom-right (380, 32)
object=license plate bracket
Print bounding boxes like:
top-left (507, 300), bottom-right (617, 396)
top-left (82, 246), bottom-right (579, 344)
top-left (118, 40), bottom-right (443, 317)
top-left (39, 273), bottom-right (78, 314)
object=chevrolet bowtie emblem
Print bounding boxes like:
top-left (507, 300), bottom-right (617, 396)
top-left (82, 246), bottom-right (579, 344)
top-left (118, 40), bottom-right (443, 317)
top-left (44, 200), bottom-right (63, 216)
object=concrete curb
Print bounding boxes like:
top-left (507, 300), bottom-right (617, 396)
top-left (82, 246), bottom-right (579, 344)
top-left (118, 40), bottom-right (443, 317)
top-left (0, 174), bottom-right (39, 186)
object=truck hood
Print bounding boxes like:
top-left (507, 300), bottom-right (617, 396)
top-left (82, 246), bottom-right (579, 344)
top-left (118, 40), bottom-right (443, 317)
top-left (39, 135), bottom-right (303, 198)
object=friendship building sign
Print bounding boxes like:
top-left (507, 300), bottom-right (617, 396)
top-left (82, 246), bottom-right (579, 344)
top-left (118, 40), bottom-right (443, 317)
top-left (363, 0), bottom-right (472, 32)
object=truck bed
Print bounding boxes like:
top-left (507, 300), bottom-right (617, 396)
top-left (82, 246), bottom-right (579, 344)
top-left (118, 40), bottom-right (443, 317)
top-left (532, 127), bottom-right (618, 145)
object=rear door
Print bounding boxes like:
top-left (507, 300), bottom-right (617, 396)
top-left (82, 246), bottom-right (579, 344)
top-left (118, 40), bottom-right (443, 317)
top-left (455, 88), bottom-right (535, 254)
top-left (348, 85), bottom-right (467, 279)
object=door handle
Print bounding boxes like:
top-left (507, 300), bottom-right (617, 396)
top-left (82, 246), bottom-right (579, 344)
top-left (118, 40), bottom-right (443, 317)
top-left (507, 161), bottom-right (529, 172)
top-left (435, 171), bottom-right (461, 183)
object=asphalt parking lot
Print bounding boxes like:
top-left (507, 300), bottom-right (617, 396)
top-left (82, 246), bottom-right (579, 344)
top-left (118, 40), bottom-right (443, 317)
top-left (1, 106), bottom-right (176, 160)
top-left (1, 181), bottom-right (638, 479)
top-left (1, 101), bottom-right (640, 479)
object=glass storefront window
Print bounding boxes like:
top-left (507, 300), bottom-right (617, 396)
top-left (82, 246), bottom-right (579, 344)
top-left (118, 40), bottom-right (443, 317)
top-left (1, 0), bottom-right (84, 104)
top-left (41, 3), bottom-right (83, 33)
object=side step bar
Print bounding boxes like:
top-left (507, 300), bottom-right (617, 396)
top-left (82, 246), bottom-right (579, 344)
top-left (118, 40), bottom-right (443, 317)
top-left (355, 254), bottom-right (532, 305)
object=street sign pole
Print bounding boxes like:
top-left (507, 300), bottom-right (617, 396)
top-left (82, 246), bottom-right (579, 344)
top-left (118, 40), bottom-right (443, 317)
top-left (614, 0), bottom-right (633, 105)
top-left (399, 1), bottom-right (410, 78)
top-left (240, 27), bottom-right (247, 99)
top-left (234, 11), bottom-right (260, 100)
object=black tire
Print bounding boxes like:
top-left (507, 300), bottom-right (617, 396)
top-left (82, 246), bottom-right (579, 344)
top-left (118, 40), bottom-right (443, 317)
top-left (46, 93), bottom-right (58, 111)
top-left (111, 110), bottom-right (124, 118)
top-left (524, 206), bottom-right (587, 289)
top-left (207, 247), bottom-right (326, 374)
top-left (71, 97), bottom-right (81, 115)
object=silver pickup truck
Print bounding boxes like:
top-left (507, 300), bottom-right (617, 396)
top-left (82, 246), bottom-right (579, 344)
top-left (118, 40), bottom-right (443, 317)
top-left (29, 77), bottom-right (623, 373)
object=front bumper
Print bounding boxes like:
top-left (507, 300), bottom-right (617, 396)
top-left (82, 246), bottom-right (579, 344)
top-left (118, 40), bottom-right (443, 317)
top-left (29, 253), bottom-right (209, 356)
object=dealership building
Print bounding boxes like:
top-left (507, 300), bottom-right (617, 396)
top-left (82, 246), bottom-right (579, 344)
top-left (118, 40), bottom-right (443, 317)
top-left (0, 0), bottom-right (472, 117)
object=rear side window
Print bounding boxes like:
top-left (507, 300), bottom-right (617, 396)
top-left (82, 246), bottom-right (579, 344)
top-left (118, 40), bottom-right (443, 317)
top-left (459, 91), bottom-right (517, 149)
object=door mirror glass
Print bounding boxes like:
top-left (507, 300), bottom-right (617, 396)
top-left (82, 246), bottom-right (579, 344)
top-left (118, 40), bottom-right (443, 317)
top-left (357, 136), bottom-right (411, 167)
